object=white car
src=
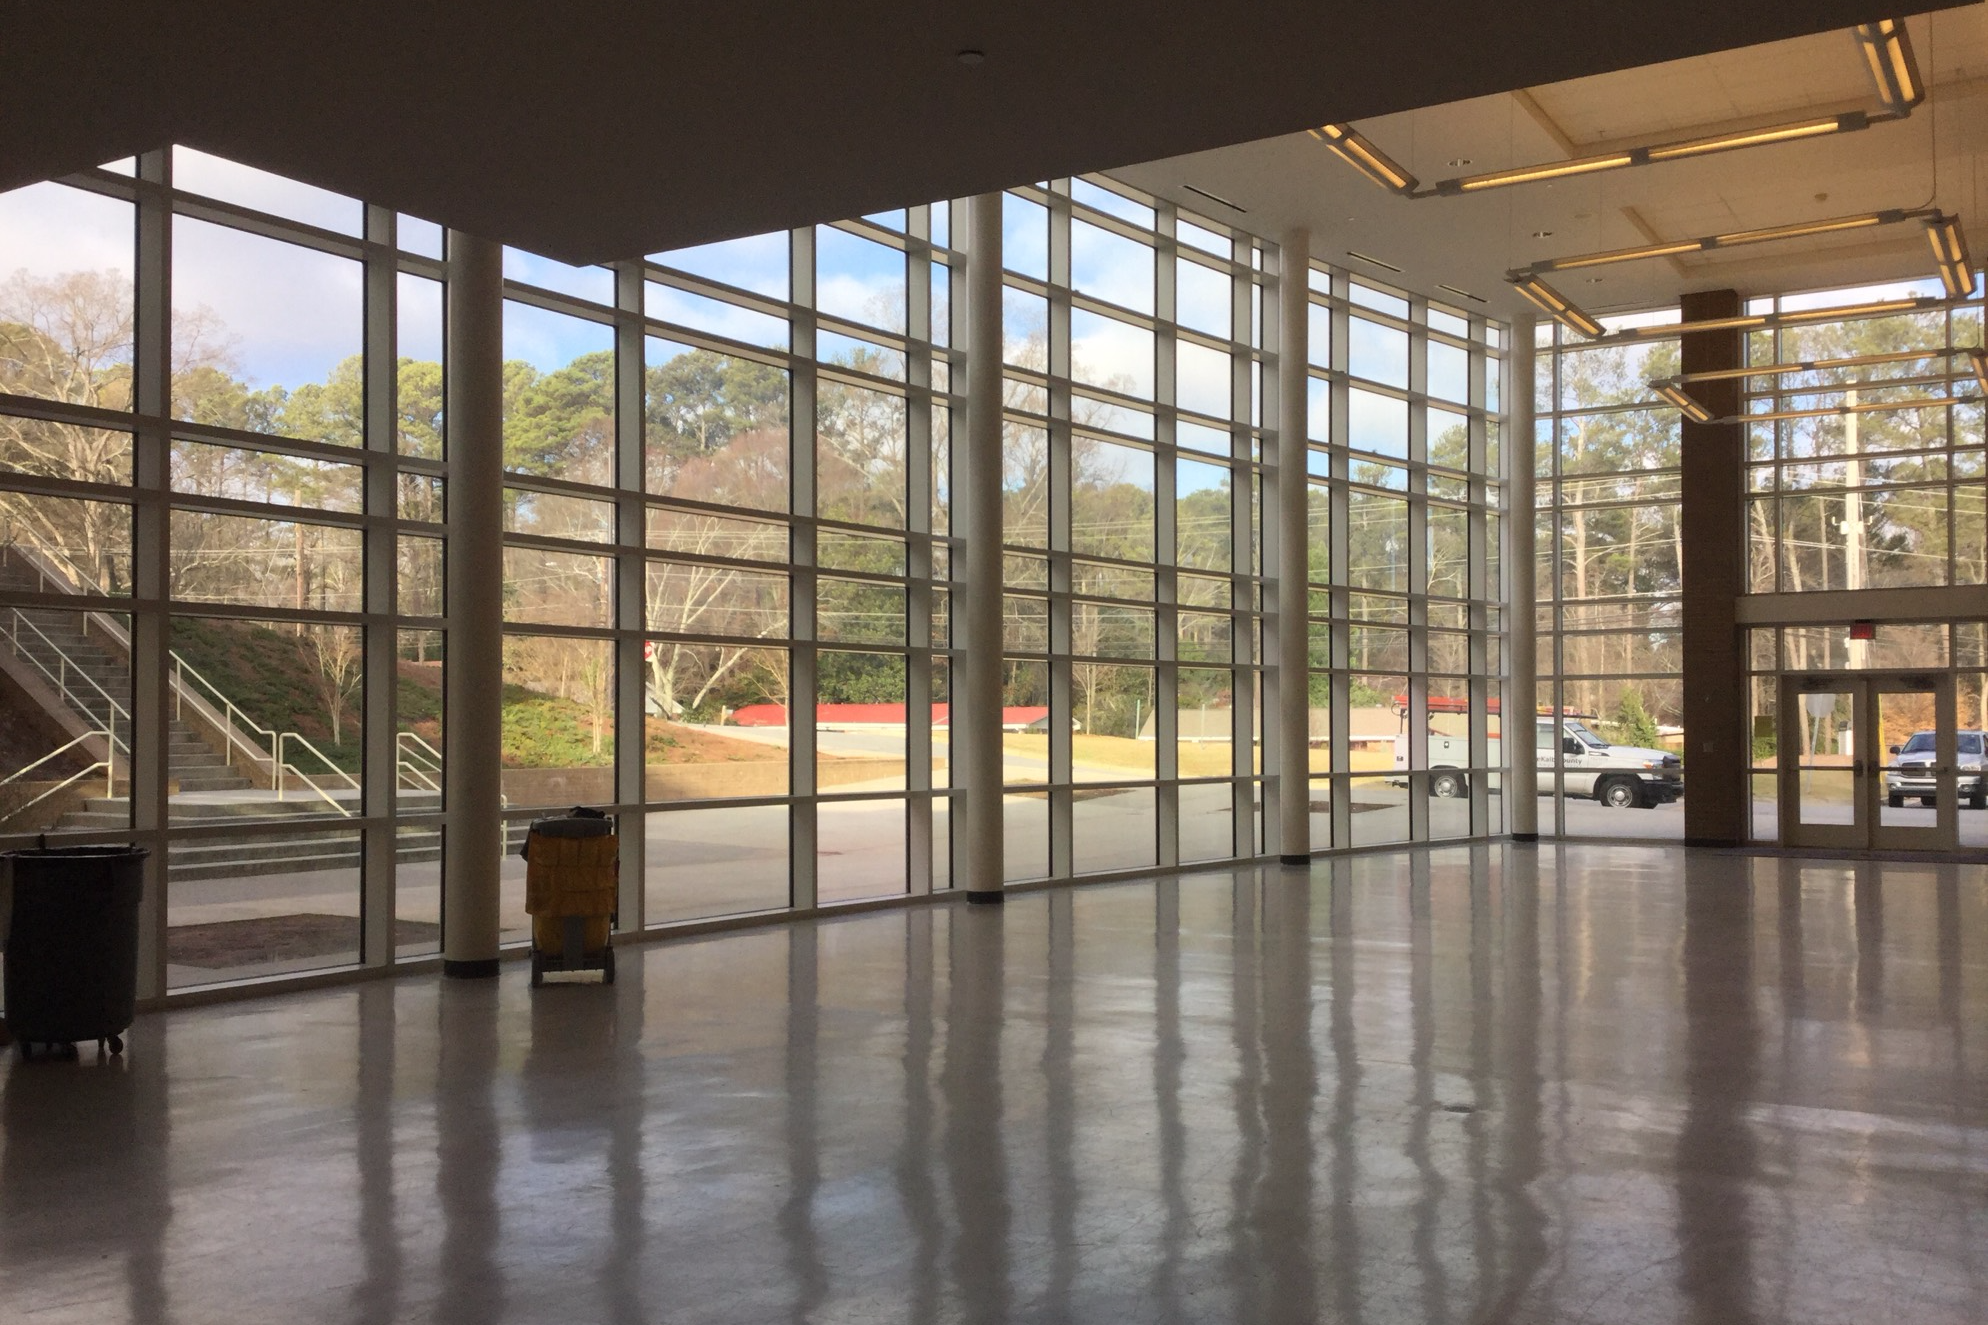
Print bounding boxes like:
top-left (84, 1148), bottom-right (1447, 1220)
top-left (1395, 714), bottom-right (1684, 809)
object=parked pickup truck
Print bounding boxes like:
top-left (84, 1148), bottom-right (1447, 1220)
top-left (1393, 714), bottom-right (1684, 809)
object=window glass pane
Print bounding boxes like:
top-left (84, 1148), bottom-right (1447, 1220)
top-left (650, 232), bottom-right (790, 300)
top-left (172, 147), bottom-right (362, 234)
top-left (503, 488), bottom-right (616, 542)
top-left (0, 608), bottom-right (131, 836)
top-left (500, 634), bottom-right (614, 809)
top-left (645, 338), bottom-right (789, 512)
top-left (1003, 193), bottom-right (1049, 281)
top-left (646, 507), bottom-right (786, 562)
top-left (396, 273), bottom-right (444, 459)
top-left (645, 561), bottom-right (788, 638)
top-left (1349, 317), bottom-right (1409, 386)
top-left (173, 218), bottom-right (363, 445)
top-left (1349, 284), bottom-right (1409, 318)
top-left (1307, 303), bottom-right (1332, 369)
top-left (0, 182), bottom-right (134, 412)
top-left (819, 799), bottom-right (906, 903)
top-left (816, 226), bottom-right (905, 332)
top-left (503, 548), bottom-right (613, 627)
top-left (1071, 310), bottom-right (1154, 399)
top-left (1072, 664), bottom-right (1157, 784)
top-left (1073, 786), bottom-right (1156, 875)
top-left (1003, 286), bottom-right (1048, 366)
top-left (1177, 458), bottom-right (1231, 573)
top-left (1071, 178), bottom-right (1155, 229)
top-left (645, 806), bottom-right (789, 923)
top-left (645, 282), bottom-right (789, 349)
top-left (1347, 490), bottom-right (1408, 592)
top-left (646, 646), bottom-right (789, 799)
top-left (0, 416), bottom-right (132, 487)
top-left (503, 247), bottom-right (614, 305)
top-left (817, 382), bottom-right (907, 527)
top-left (1429, 341), bottom-right (1469, 403)
top-left (1071, 220), bottom-right (1154, 314)
top-left (169, 511), bottom-right (362, 611)
top-left (1071, 439), bottom-right (1154, 561)
top-left (166, 615), bottom-right (364, 823)
top-left (398, 215), bottom-right (443, 259)
top-left (168, 831), bottom-right (362, 986)
top-left (1176, 340), bottom-right (1231, 419)
top-left (171, 440), bottom-right (362, 512)
top-left (1177, 218), bottom-right (1230, 258)
top-left (1176, 259), bottom-right (1231, 338)
top-left (502, 301), bottom-right (615, 484)
top-left (1349, 388), bottom-right (1408, 459)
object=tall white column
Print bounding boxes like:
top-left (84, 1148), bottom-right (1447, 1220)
top-left (1508, 314), bottom-right (1540, 839)
top-left (1275, 228), bottom-right (1312, 862)
top-left (443, 232), bottom-right (505, 974)
top-left (959, 194), bottom-right (1006, 901)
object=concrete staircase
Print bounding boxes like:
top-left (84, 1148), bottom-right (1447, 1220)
top-left (0, 557), bottom-right (488, 883)
top-left (2, 605), bottom-right (253, 793)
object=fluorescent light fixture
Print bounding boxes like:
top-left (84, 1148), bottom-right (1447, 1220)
top-left (1308, 124), bottom-right (1419, 195)
top-left (1856, 18), bottom-right (1923, 111)
top-left (1925, 213), bottom-right (1977, 298)
top-left (1521, 210), bottom-right (1925, 277)
top-left (1319, 24), bottom-right (1921, 200)
top-left (1452, 152), bottom-right (1634, 192)
top-left (1510, 275), bottom-right (1605, 339)
top-left (1644, 114), bottom-right (1865, 161)
top-left (1652, 382), bottom-right (1714, 424)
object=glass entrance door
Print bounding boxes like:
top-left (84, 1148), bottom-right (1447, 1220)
top-left (1780, 672), bottom-right (1955, 851)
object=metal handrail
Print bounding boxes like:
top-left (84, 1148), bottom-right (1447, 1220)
top-left (396, 730), bottom-right (443, 793)
top-left (2, 531), bottom-right (359, 815)
top-left (0, 730), bottom-right (109, 786)
top-left (0, 759), bottom-right (113, 824)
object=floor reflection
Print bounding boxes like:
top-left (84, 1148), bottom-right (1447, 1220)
top-left (2, 844), bottom-right (1985, 1325)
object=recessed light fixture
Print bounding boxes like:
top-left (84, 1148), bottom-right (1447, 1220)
top-left (1345, 250), bottom-right (1403, 273)
top-left (1437, 283), bottom-right (1487, 304)
top-left (1448, 158), bottom-right (1472, 168)
top-left (956, 49), bottom-right (986, 66)
top-left (1532, 230), bottom-right (1554, 239)
top-left (1182, 183), bottom-right (1246, 213)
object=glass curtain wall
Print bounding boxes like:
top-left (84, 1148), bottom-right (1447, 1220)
top-left (1535, 311), bottom-right (1685, 838)
top-left (1740, 279), bottom-right (1987, 841)
top-left (1308, 273), bottom-right (1508, 848)
top-left (1, 150), bottom-right (1514, 998)
top-left (996, 181), bottom-right (1267, 881)
top-left (0, 148), bottom-right (448, 985)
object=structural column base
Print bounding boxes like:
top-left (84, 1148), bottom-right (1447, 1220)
top-left (1278, 854), bottom-right (1311, 866)
top-left (442, 958), bottom-right (501, 980)
top-left (1510, 833), bottom-right (1539, 844)
top-left (964, 891), bottom-right (1006, 907)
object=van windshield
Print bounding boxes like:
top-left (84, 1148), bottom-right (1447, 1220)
top-left (1901, 732), bottom-right (1937, 754)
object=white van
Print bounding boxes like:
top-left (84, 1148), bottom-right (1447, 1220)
top-left (1394, 712), bottom-right (1684, 809)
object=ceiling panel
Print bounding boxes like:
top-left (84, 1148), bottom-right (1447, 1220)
top-left (1113, 6), bottom-right (1988, 323)
top-left (0, 0), bottom-right (1954, 263)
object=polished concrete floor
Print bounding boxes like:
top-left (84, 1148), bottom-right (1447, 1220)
top-left (4, 843), bottom-right (1986, 1324)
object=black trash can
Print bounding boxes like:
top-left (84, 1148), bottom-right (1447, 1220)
top-left (3, 846), bottom-right (147, 1058)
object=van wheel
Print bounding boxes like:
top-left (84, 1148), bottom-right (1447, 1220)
top-left (1599, 777), bottom-right (1642, 809)
top-left (1888, 792), bottom-right (1905, 808)
top-left (1971, 786), bottom-right (1986, 810)
top-left (1430, 771), bottom-right (1466, 799)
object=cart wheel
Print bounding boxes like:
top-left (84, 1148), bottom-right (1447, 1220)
top-left (18, 1042), bottom-right (33, 1062)
top-left (530, 952), bottom-right (544, 988)
top-left (107, 1035), bottom-right (124, 1056)
top-left (602, 947), bottom-right (616, 984)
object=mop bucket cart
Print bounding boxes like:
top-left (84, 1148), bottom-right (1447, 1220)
top-left (522, 808), bottom-right (617, 986)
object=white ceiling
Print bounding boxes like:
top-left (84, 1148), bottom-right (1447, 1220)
top-left (1113, 6), bottom-right (1988, 323)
